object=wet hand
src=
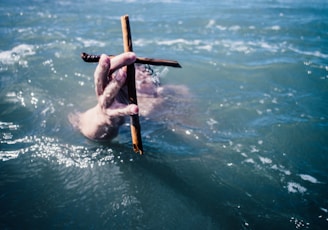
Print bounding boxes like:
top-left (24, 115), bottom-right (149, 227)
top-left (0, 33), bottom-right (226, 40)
top-left (78, 52), bottom-right (138, 140)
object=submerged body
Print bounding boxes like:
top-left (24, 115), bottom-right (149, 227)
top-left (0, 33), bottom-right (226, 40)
top-left (69, 53), bottom-right (188, 141)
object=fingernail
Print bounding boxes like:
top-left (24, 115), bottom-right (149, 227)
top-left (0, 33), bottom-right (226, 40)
top-left (130, 105), bottom-right (139, 114)
top-left (100, 54), bottom-right (110, 67)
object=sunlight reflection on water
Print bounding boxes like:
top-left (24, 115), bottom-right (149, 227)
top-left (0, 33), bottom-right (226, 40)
top-left (1, 0), bottom-right (328, 229)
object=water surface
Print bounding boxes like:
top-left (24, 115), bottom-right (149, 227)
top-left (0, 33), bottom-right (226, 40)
top-left (1, 0), bottom-right (328, 229)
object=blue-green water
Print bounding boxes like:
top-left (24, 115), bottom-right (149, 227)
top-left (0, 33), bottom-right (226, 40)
top-left (1, 0), bottom-right (328, 229)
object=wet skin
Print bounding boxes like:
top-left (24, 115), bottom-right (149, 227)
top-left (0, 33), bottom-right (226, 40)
top-left (69, 52), bottom-right (188, 141)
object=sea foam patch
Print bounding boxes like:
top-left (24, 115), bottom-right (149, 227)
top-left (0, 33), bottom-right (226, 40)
top-left (287, 182), bottom-right (307, 194)
top-left (0, 44), bottom-right (35, 67)
top-left (299, 174), bottom-right (321, 184)
top-left (76, 37), bottom-right (106, 48)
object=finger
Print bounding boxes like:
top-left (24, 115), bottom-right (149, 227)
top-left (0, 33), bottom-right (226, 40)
top-left (94, 54), bottom-right (111, 97)
top-left (109, 52), bottom-right (136, 75)
top-left (99, 68), bottom-right (127, 108)
top-left (105, 101), bottom-right (139, 117)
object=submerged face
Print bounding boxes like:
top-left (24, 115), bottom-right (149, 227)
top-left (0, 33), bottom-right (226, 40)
top-left (135, 65), bottom-right (159, 97)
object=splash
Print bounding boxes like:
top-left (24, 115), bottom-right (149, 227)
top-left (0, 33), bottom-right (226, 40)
top-left (0, 44), bottom-right (35, 67)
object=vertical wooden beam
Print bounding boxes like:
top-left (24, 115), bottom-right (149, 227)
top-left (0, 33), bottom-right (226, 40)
top-left (121, 15), bottom-right (143, 154)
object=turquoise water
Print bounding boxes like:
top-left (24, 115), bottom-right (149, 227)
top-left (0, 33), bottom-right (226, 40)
top-left (1, 0), bottom-right (328, 229)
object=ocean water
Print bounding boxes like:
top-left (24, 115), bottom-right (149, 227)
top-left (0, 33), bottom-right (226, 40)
top-left (1, 0), bottom-right (328, 229)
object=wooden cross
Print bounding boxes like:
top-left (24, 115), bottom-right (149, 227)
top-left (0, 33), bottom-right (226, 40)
top-left (81, 15), bottom-right (181, 155)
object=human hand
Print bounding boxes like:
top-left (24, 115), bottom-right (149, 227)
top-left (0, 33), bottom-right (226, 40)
top-left (76, 52), bottom-right (138, 140)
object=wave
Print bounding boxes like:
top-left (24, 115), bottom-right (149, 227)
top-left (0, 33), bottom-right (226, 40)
top-left (289, 47), bottom-right (328, 59)
top-left (76, 37), bottom-right (106, 48)
top-left (0, 44), bottom-right (35, 67)
top-left (133, 37), bottom-right (291, 58)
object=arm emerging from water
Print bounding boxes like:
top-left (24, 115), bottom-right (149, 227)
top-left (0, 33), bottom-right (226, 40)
top-left (69, 51), bottom-right (190, 141)
top-left (69, 52), bottom-right (138, 140)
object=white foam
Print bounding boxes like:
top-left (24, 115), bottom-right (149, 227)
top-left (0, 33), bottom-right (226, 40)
top-left (289, 47), bottom-right (328, 59)
top-left (134, 38), bottom-right (203, 48)
top-left (259, 156), bottom-right (272, 164)
top-left (0, 44), bottom-right (35, 66)
top-left (250, 145), bottom-right (260, 153)
top-left (287, 182), bottom-right (307, 194)
top-left (133, 38), bottom-right (150, 47)
top-left (206, 19), bottom-right (216, 28)
top-left (157, 38), bottom-right (201, 46)
top-left (299, 174), bottom-right (321, 184)
top-left (76, 37), bottom-right (106, 48)
top-left (244, 158), bottom-right (255, 164)
top-left (197, 44), bottom-right (213, 52)
top-left (271, 164), bottom-right (291, 175)
top-left (221, 40), bottom-right (253, 54)
top-left (228, 25), bottom-right (241, 31)
top-left (268, 25), bottom-right (281, 31)
top-left (216, 25), bottom-right (227, 31)
top-left (134, 37), bottom-right (286, 55)
top-left (206, 118), bottom-right (218, 126)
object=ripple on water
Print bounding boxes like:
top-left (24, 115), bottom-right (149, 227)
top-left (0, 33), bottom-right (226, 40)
top-left (0, 134), bottom-right (137, 168)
